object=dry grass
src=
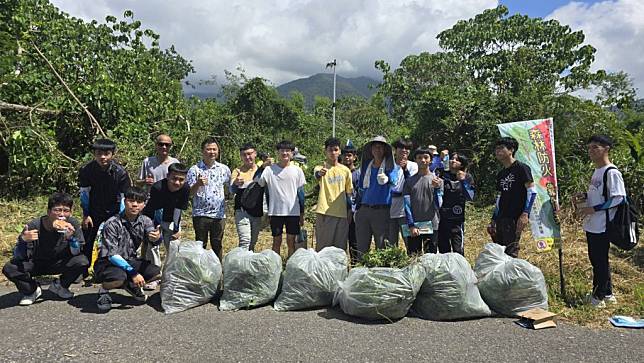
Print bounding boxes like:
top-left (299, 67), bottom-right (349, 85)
top-left (1, 197), bottom-right (641, 327)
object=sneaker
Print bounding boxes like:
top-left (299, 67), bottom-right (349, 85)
top-left (604, 295), bottom-right (617, 305)
top-left (124, 284), bottom-right (148, 302)
top-left (97, 291), bottom-right (112, 312)
top-left (143, 280), bottom-right (159, 291)
top-left (48, 279), bottom-right (74, 299)
top-left (19, 286), bottom-right (42, 306)
top-left (586, 294), bottom-right (606, 309)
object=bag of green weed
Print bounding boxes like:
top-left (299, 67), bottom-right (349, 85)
top-left (219, 247), bottom-right (282, 311)
top-left (411, 253), bottom-right (491, 321)
top-left (333, 263), bottom-right (425, 321)
top-left (161, 240), bottom-right (222, 314)
top-left (274, 247), bottom-right (348, 311)
top-left (473, 243), bottom-right (548, 317)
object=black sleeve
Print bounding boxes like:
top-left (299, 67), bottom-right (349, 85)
top-left (178, 186), bottom-right (190, 210)
top-left (142, 185), bottom-right (159, 219)
top-left (78, 164), bottom-right (90, 188)
top-left (118, 167), bottom-right (131, 194)
top-left (520, 163), bottom-right (534, 184)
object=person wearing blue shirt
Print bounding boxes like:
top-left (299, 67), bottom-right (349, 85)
top-left (354, 136), bottom-right (399, 260)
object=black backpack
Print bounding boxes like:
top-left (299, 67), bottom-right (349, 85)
top-left (240, 181), bottom-right (265, 218)
top-left (602, 167), bottom-right (639, 250)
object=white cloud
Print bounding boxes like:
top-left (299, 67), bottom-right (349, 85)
top-left (547, 0), bottom-right (644, 97)
top-left (50, 0), bottom-right (497, 85)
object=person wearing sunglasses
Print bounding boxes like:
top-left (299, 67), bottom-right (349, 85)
top-left (2, 193), bottom-right (89, 305)
top-left (138, 134), bottom-right (180, 188)
top-left (136, 134), bottom-right (179, 285)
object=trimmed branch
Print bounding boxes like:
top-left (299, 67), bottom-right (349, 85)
top-left (31, 43), bottom-right (107, 138)
top-left (0, 101), bottom-right (59, 115)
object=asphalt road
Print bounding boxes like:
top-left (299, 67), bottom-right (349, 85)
top-left (0, 283), bottom-right (642, 363)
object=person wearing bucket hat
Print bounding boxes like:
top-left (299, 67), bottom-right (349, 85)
top-left (354, 136), bottom-right (400, 260)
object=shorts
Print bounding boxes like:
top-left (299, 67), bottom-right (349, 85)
top-left (270, 216), bottom-right (300, 236)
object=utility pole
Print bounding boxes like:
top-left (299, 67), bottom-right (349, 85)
top-left (326, 59), bottom-right (337, 137)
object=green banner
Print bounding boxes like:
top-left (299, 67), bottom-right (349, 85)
top-left (497, 118), bottom-right (561, 252)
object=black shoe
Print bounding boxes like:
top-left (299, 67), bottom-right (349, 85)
top-left (124, 284), bottom-right (147, 302)
top-left (97, 292), bottom-right (112, 312)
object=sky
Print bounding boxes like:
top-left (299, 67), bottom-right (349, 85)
top-left (50, 0), bottom-right (643, 96)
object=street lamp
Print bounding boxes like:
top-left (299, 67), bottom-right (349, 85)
top-left (325, 59), bottom-right (337, 137)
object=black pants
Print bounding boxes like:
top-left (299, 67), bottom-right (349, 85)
top-left (438, 220), bottom-right (464, 255)
top-left (586, 231), bottom-right (613, 299)
top-left (82, 215), bottom-right (108, 276)
top-left (93, 258), bottom-right (160, 289)
top-left (407, 233), bottom-right (438, 256)
top-left (2, 255), bottom-right (89, 295)
top-left (348, 217), bottom-right (358, 265)
top-left (193, 216), bottom-right (225, 260)
top-left (495, 217), bottom-right (521, 258)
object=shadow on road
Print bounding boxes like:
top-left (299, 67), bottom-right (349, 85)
top-left (67, 291), bottom-right (145, 314)
top-left (0, 291), bottom-right (23, 310)
top-left (317, 307), bottom-right (404, 325)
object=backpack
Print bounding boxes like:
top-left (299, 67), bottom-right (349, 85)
top-left (602, 166), bottom-right (639, 250)
top-left (240, 181), bottom-right (265, 218)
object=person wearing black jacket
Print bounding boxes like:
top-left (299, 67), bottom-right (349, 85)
top-left (2, 193), bottom-right (89, 305)
top-left (437, 153), bottom-right (475, 255)
top-left (142, 162), bottom-right (190, 266)
top-left (78, 139), bottom-right (130, 279)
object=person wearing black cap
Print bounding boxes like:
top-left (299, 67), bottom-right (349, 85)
top-left (354, 136), bottom-right (399, 260)
top-left (78, 138), bottom-right (131, 280)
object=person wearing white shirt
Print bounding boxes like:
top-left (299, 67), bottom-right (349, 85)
top-left (574, 135), bottom-right (626, 309)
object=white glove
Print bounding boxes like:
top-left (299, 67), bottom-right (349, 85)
top-left (377, 172), bottom-right (389, 185)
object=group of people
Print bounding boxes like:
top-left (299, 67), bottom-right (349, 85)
top-left (1, 132), bottom-right (625, 311)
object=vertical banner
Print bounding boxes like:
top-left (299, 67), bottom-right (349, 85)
top-left (497, 118), bottom-right (561, 252)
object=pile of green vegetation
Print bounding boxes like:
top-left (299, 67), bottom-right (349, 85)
top-left (359, 247), bottom-right (410, 268)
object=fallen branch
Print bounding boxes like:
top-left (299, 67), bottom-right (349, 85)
top-left (31, 43), bottom-right (107, 138)
top-left (0, 101), bottom-right (59, 115)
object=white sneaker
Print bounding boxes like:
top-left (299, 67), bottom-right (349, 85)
top-left (604, 295), bottom-right (617, 305)
top-left (19, 286), bottom-right (42, 306)
top-left (586, 294), bottom-right (606, 309)
top-left (48, 279), bottom-right (74, 299)
top-left (143, 280), bottom-right (159, 291)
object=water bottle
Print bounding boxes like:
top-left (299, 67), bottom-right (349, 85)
top-left (69, 237), bottom-right (81, 255)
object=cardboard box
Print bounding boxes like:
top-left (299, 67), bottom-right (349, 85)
top-left (515, 308), bottom-right (557, 330)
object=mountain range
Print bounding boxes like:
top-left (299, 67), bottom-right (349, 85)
top-left (183, 73), bottom-right (380, 107)
top-left (276, 73), bottom-right (379, 108)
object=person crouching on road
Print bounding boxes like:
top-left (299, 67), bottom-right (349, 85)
top-left (93, 187), bottom-right (161, 313)
top-left (2, 193), bottom-right (89, 305)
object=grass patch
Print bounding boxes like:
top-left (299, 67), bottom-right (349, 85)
top-left (1, 197), bottom-right (641, 327)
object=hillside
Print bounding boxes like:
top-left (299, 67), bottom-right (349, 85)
top-left (277, 73), bottom-right (380, 108)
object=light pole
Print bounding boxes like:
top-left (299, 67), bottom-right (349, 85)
top-left (326, 59), bottom-right (337, 137)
